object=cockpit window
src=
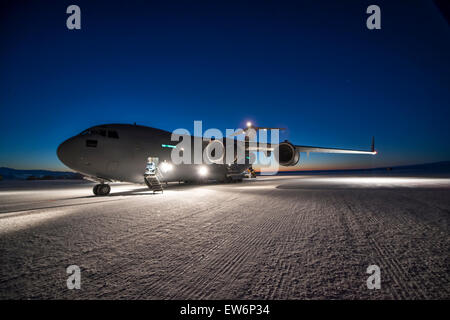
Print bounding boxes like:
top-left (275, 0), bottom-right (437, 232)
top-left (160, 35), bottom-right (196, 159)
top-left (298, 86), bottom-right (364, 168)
top-left (86, 140), bottom-right (98, 148)
top-left (79, 128), bottom-right (107, 137)
top-left (108, 130), bottom-right (119, 139)
top-left (80, 128), bottom-right (119, 138)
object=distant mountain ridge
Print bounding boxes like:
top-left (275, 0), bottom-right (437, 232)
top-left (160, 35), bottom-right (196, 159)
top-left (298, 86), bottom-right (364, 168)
top-left (0, 167), bottom-right (83, 180)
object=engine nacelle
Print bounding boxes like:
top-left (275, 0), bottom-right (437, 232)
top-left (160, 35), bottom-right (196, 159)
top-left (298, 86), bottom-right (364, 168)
top-left (275, 141), bottom-right (300, 166)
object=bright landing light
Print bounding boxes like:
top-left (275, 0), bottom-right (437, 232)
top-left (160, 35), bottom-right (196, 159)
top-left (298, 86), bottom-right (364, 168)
top-left (198, 165), bottom-right (208, 176)
top-left (160, 161), bottom-right (173, 173)
top-left (246, 121), bottom-right (252, 127)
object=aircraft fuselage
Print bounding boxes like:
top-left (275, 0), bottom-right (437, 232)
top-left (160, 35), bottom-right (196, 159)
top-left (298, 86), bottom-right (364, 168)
top-left (57, 124), bottom-right (249, 184)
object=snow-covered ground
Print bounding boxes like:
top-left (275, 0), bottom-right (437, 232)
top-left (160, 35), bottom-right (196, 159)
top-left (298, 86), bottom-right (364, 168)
top-left (0, 176), bottom-right (449, 299)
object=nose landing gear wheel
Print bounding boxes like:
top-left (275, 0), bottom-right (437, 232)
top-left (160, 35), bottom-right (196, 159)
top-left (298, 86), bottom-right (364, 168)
top-left (93, 184), bottom-right (110, 196)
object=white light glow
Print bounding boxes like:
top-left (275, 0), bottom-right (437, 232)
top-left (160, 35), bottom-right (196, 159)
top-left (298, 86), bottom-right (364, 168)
top-left (315, 177), bottom-right (450, 187)
top-left (246, 121), bottom-right (252, 127)
top-left (160, 161), bottom-right (173, 173)
top-left (198, 166), bottom-right (208, 176)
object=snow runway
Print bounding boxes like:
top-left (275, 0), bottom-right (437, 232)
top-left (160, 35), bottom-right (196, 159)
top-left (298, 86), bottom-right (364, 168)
top-left (0, 176), bottom-right (449, 299)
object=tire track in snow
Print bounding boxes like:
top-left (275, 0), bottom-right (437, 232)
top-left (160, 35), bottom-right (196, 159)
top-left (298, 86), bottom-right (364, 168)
top-left (259, 198), bottom-right (311, 300)
top-left (0, 191), bottom-right (239, 299)
top-left (338, 200), bottom-right (407, 298)
top-left (341, 193), bottom-right (429, 299)
top-left (352, 191), bottom-right (450, 298)
top-left (83, 189), bottom-right (255, 298)
top-left (83, 197), bottom-right (243, 298)
top-left (155, 195), bottom-right (279, 298)
top-left (147, 190), bottom-right (293, 299)
top-left (172, 192), bottom-right (316, 299)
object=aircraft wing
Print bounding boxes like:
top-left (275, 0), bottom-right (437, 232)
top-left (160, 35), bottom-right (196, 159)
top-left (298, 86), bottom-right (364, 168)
top-left (295, 145), bottom-right (376, 155)
top-left (247, 144), bottom-right (376, 155)
top-left (247, 137), bottom-right (376, 155)
top-left (296, 137), bottom-right (376, 155)
top-left (229, 124), bottom-right (376, 155)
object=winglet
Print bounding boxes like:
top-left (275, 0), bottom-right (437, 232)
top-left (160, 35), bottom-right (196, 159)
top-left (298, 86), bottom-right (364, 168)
top-left (371, 136), bottom-right (376, 154)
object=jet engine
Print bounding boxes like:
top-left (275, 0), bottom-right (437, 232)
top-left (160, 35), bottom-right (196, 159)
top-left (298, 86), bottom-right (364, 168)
top-left (275, 141), bottom-right (300, 166)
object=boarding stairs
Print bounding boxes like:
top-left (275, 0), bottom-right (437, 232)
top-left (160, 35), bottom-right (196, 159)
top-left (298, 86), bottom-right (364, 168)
top-left (144, 170), bottom-right (164, 193)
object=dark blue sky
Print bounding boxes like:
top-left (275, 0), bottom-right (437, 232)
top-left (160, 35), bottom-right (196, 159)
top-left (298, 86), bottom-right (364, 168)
top-left (1, 0), bottom-right (449, 170)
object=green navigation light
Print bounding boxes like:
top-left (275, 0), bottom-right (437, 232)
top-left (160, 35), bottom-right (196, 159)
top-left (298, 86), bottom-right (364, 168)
top-left (161, 144), bottom-right (177, 149)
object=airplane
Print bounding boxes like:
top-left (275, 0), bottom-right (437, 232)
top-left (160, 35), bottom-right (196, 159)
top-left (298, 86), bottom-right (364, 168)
top-left (57, 123), bottom-right (376, 196)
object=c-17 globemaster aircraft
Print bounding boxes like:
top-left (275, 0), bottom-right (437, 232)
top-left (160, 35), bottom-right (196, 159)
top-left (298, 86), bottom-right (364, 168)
top-left (57, 123), bottom-right (376, 195)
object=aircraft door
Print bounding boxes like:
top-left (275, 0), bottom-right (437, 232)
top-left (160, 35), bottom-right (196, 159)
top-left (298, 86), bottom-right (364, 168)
top-left (145, 157), bottom-right (159, 175)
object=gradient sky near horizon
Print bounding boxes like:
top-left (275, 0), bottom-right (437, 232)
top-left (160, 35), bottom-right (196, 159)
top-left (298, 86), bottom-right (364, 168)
top-left (1, 0), bottom-right (449, 171)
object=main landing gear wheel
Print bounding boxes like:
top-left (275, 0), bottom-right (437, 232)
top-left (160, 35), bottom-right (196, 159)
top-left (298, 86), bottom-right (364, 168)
top-left (93, 184), bottom-right (110, 196)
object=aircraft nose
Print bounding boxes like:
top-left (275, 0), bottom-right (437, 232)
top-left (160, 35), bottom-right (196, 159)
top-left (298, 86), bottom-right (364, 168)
top-left (57, 137), bottom-right (76, 168)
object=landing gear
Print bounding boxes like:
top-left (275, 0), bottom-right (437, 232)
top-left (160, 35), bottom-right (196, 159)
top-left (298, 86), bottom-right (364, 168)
top-left (93, 184), bottom-right (110, 196)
